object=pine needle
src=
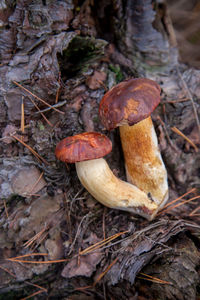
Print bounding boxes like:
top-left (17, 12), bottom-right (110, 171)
top-left (165, 98), bottom-right (190, 103)
top-left (157, 116), bottom-right (177, 151)
top-left (28, 171), bottom-right (44, 195)
top-left (25, 281), bottom-right (47, 292)
top-left (0, 265), bottom-right (47, 299)
top-left (27, 96), bottom-right (53, 127)
top-left (21, 96), bottom-right (25, 133)
top-left (22, 193), bottom-right (40, 197)
top-left (93, 257), bottom-right (118, 286)
top-left (176, 66), bottom-right (200, 142)
top-left (160, 195), bottom-right (200, 215)
top-left (74, 285), bottom-right (93, 291)
top-left (97, 79), bottom-right (108, 91)
top-left (7, 253), bottom-right (69, 264)
top-left (23, 226), bottom-right (47, 249)
top-left (0, 265), bottom-right (16, 278)
top-left (63, 192), bottom-right (72, 243)
top-left (171, 126), bottom-right (198, 152)
top-left (21, 289), bottom-right (46, 300)
top-left (55, 72), bottom-right (61, 104)
top-left (13, 81), bottom-right (64, 115)
top-left (12, 135), bottom-right (49, 165)
top-left (7, 253), bottom-right (48, 261)
top-left (80, 231), bottom-right (128, 255)
top-left (158, 188), bottom-right (196, 214)
top-left (189, 205), bottom-right (200, 216)
top-left (8, 259), bottom-right (69, 264)
top-left (138, 272), bottom-right (172, 285)
top-left (3, 199), bottom-right (9, 218)
top-left (74, 258), bottom-right (119, 290)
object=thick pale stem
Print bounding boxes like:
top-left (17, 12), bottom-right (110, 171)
top-left (75, 158), bottom-right (158, 220)
top-left (120, 116), bottom-right (168, 209)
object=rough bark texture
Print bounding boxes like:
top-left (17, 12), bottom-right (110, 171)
top-left (0, 1), bottom-right (200, 299)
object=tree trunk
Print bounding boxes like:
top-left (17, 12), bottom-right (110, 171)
top-left (0, 1), bottom-right (200, 299)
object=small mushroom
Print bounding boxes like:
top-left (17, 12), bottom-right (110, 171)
top-left (55, 132), bottom-right (158, 220)
top-left (99, 78), bottom-right (168, 209)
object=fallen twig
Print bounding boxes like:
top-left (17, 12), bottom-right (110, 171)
top-left (34, 100), bottom-right (67, 114)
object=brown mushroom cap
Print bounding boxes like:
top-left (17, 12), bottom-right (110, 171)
top-left (55, 132), bottom-right (112, 163)
top-left (99, 78), bottom-right (161, 130)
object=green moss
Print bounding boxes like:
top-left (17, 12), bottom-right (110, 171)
top-left (187, 30), bottom-right (200, 44)
top-left (93, 116), bottom-right (99, 123)
top-left (8, 194), bottom-right (25, 203)
top-left (38, 122), bottom-right (45, 131)
top-left (58, 36), bottom-right (107, 78)
top-left (75, 6), bottom-right (81, 12)
top-left (108, 64), bottom-right (124, 82)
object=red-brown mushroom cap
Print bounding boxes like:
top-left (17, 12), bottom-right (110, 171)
top-left (99, 78), bottom-right (161, 130)
top-left (55, 132), bottom-right (112, 163)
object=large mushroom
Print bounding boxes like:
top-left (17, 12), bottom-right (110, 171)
top-left (55, 132), bottom-right (158, 220)
top-left (99, 78), bottom-right (168, 209)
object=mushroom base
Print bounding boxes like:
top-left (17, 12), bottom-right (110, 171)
top-left (75, 158), bottom-right (158, 220)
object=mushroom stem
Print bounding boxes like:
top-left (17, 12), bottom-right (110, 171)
top-left (75, 157), bottom-right (158, 220)
top-left (119, 116), bottom-right (168, 209)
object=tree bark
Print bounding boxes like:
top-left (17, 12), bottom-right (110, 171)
top-left (0, 1), bottom-right (200, 299)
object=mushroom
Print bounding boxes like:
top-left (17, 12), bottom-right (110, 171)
top-left (55, 132), bottom-right (158, 220)
top-left (99, 78), bottom-right (168, 209)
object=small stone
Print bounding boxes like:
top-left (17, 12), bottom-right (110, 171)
top-left (61, 250), bottom-right (103, 278)
top-left (2, 124), bottom-right (19, 144)
top-left (62, 233), bottom-right (103, 278)
top-left (45, 234), bottom-right (63, 260)
top-left (11, 166), bottom-right (46, 196)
